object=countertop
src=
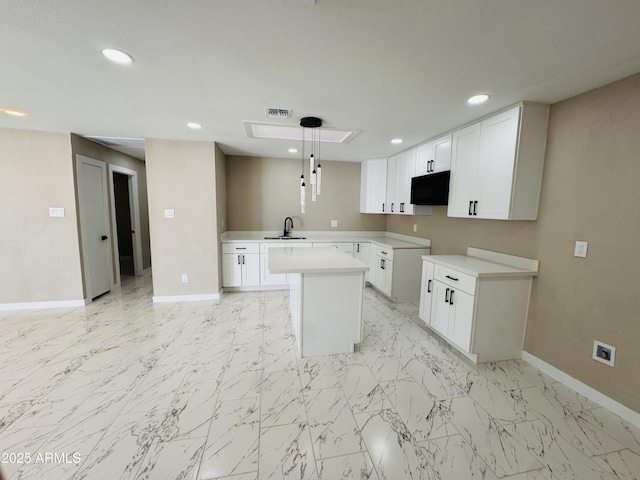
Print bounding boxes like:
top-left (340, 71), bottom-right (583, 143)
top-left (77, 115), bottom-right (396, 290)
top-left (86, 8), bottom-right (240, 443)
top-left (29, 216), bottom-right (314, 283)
top-left (221, 231), bottom-right (430, 250)
top-left (269, 247), bottom-right (370, 274)
top-left (422, 247), bottom-right (539, 278)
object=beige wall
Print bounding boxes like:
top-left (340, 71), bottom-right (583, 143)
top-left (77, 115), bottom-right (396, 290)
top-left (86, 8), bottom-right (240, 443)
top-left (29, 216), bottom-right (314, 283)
top-left (226, 156), bottom-right (386, 232)
top-left (387, 73), bottom-right (640, 413)
top-left (145, 139), bottom-right (221, 297)
top-left (70, 135), bottom-right (152, 275)
top-left (0, 129), bottom-right (84, 304)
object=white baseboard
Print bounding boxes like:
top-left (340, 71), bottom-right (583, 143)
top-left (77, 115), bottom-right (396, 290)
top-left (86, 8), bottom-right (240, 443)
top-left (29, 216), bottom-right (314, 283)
top-left (152, 293), bottom-right (220, 303)
top-left (0, 299), bottom-right (88, 311)
top-left (521, 351), bottom-right (640, 429)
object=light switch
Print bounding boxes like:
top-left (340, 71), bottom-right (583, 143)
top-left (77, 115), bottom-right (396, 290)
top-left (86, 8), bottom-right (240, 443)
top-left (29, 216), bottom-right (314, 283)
top-left (331, 220), bottom-right (338, 228)
top-left (49, 207), bottom-right (65, 217)
top-left (574, 240), bottom-right (588, 258)
top-left (164, 209), bottom-right (175, 218)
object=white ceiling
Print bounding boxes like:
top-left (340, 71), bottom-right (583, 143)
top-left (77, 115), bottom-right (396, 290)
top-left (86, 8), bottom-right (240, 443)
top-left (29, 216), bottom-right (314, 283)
top-left (2, 0), bottom-right (640, 162)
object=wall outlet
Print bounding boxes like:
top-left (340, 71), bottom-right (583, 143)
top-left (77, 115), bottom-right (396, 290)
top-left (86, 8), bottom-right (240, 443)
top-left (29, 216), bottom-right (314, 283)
top-left (181, 274), bottom-right (189, 283)
top-left (164, 209), bottom-right (175, 218)
top-left (331, 220), bottom-right (338, 228)
top-left (592, 340), bottom-right (615, 366)
top-left (574, 240), bottom-right (588, 258)
top-left (49, 207), bottom-right (65, 217)
top-left (413, 224), bottom-right (417, 232)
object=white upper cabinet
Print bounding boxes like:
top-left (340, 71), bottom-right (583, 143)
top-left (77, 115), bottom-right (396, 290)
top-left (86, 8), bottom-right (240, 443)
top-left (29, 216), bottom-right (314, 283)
top-left (359, 158), bottom-right (387, 214)
top-left (415, 134), bottom-right (452, 177)
top-left (385, 155), bottom-right (398, 213)
top-left (395, 148), bottom-right (416, 215)
top-left (448, 103), bottom-right (550, 220)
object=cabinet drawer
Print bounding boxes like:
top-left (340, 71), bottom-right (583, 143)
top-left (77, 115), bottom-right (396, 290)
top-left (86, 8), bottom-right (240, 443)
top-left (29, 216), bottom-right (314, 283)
top-left (371, 244), bottom-right (394, 261)
top-left (434, 265), bottom-right (476, 295)
top-left (222, 242), bottom-right (260, 254)
top-left (260, 242), bottom-right (312, 253)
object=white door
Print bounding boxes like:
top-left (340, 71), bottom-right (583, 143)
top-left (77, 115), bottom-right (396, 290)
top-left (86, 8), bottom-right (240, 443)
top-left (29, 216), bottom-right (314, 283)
top-left (77, 156), bottom-right (112, 299)
top-left (447, 289), bottom-right (475, 352)
top-left (432, 134), bottom-right (452, 174)
top-left (242, 254), bottom-right (261, 286)
top-left (222, 254), bottom-right (242, 287)
top-left (360, 159), bottom-right (387, 214)
top-left (430, 281), bottom-right (451, 337)
top-left (385, 155), bottom-right (397, 213)
top-left (476, 106), bottom-right (520, 219)
top-left (447, 122), bottom-right (481, 218)
top-left (419, 261), bottom-right (435, 324)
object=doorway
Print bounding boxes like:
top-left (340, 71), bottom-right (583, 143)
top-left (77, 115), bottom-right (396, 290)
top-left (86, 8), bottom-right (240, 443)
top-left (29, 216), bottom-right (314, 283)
top-left (108, 164), bottom-right (145, 284)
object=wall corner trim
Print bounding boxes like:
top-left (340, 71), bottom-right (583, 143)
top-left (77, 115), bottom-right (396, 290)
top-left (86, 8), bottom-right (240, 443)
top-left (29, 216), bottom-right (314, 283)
top-left (521, 351), bottom-right (640, 428)
top-left (0, 299), bottom-right (88, 311)
top-left (152, 293), bottom-right (221, 303)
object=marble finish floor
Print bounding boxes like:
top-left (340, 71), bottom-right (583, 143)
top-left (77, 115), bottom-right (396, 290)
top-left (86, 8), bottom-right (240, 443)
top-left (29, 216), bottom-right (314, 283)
top-left (1, 273), bottom-right (639, 479)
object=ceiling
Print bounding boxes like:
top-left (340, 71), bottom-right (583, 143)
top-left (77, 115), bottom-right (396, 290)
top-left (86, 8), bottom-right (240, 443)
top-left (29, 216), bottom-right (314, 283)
top-left (2, 0), bottom-right (640, 162)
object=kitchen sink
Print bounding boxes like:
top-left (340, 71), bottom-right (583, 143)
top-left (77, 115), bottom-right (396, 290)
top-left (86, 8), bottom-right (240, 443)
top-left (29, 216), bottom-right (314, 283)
top-left (263, 236), bottom-right (307, 240)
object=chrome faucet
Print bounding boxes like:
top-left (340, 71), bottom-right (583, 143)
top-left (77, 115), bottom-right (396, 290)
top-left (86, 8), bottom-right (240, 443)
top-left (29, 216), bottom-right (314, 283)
top-left (283, 217), bottom-right (294, 237)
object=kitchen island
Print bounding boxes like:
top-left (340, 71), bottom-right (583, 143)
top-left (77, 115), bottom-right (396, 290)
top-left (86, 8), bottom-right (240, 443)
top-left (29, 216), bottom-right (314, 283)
top-left (269, 247), bottom-right (369, 357)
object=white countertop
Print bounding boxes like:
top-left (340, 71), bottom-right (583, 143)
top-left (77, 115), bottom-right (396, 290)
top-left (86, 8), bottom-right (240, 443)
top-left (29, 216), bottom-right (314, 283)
top-left (423, 247), bottom-right (539, 278)
top-left (269, 247), bottom-right (369, 274)
top-left (222, 231), bottom-right (430, 250)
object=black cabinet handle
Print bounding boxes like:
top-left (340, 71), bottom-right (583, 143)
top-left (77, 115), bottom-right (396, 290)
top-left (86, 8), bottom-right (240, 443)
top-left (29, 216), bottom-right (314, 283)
top-left (237, 255), bottom-right (241, 265)
top-left (427, 279), bottom-right (432, 293)
top-left (101, 235), bottom-right (108, 241)
top-left (430, 160), bottom-right (434, 172)
top-left (400, 203), bottom-right (404, 213)
top-left (450, 290), bottom-right (455, 306)
top-left (445, 275), bottom-right (459, 282)
top-left (235, 247), bottom-right (246, 250)
top-left (469, 201), bottom-right (473, 216)
top-left (391, 203), bottom-right (394, 212)
top-left (380, 258), bottom-right (385, 270)
top-left (473, 200), bottom-right (478, 216)
top-left (445, 287), bottom-right (450, 304)
top-left (356, 243), bottom-right (360, 253)
top-left (382, 203), bottom-right (385, 212)
top-left (242, 255), bottom-right (245, 265)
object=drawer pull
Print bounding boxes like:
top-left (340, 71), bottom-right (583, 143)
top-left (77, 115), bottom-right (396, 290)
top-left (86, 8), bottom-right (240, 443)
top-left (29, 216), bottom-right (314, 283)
top-left (445, 275), bottom-right (459, 282)
top-left (381, 251), bottom-right (388, 255)
top-left (427, 279), bottom-right (432, 293)
top-left (235, 247), bottom-right (247, 250)
top-left (445, 287), bottom-right (450, 304)
top-left (449, 290), bottom-right (454, 305)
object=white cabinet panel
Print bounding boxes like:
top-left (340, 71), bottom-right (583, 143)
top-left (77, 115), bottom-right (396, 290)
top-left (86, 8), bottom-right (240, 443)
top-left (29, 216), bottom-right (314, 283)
top-left (354, 242), bottom-right (371, 283)
top-left (222, 253), bottom-right (242, 287)
top-left (395, 148), bottom-right (416, 215)
top-left (415, 134), bottom-right (452, 177)
top-left (242, 254), bottom-right (260, 286)
top-left (385, 155), bottom-right (397, 214)
top-left (418, 260), bottom-right (435, 324)
top-left (430, 281), bottom-right (451, 337)
top-left (448, 122), bottom-right (482, 218)
top-left (360, 158), bottom-right (387, 214)
top-left (447, 288), bottom-right (474, 352)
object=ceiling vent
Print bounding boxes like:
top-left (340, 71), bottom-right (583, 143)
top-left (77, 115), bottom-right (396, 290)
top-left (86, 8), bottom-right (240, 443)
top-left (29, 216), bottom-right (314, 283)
top-left (265, 108), bottom-right (292, 119)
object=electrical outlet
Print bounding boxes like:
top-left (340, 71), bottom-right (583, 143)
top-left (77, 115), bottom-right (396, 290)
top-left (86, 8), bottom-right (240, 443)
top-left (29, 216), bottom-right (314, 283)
top-left (181, 274), bottom-right (189, 283)
top-left (574, 240), bottom-right (588, 258)
top-left (413, 224), bottom-right (417, 232)
top-left (331, 220), bottom-right (338, 228)
top-left (164, 209), bottom-right (175, 219)
top-left (592, 340), bottom-right (615, 366)
top-left (49, 207), bottom-right (65, 217)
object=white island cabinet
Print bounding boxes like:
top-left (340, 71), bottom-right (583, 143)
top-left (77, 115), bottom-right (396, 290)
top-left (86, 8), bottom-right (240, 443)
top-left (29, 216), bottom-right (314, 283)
top-left (269, 247), bottom-right (368, 357)
top-left (419, 248), bottom-right (539, 363)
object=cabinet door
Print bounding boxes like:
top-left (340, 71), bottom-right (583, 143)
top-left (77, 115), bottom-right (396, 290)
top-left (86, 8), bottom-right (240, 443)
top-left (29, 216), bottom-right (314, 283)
top-left (447, 122), bottom-right (481, 218)
top-left (354, 242), bottom-right (371, 283)
top-left (260, 254), bottom-right (287, 286)
top-left (368, 253), bottom-right (379, 287)
top-left (222, 253), bottom-right (242, 287)
top-left (430, 281), bottom-right (451, 337)
top-left (360, 159), bottom-right (387, 214)
top-left (385, 155), bottom-right (397, 213)
top-left (396, 148), bottom-right (416, 215)
top-left (432, 134), bottom-right (452, 173)
top-left (242, 254), bottom-right (260, 286)
top-left (418, 261), bottom-right (435, 324)
top-left (476, 106), bottom-right (520, 219)
top-left (447, 289), bottom-right (474, 352)
top-left (415, 142), bottom-right (434, 177)
top-left (381, 258), bottom-right (393, 296)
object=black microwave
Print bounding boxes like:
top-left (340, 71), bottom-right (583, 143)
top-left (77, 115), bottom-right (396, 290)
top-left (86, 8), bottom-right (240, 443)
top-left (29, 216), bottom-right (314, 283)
top-left (410, 171), bottom-right (451, 206)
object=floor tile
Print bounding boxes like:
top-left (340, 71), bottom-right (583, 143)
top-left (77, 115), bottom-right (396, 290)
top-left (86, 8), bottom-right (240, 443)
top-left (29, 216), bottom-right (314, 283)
top-left (258, 422), bottom-right (317, 480)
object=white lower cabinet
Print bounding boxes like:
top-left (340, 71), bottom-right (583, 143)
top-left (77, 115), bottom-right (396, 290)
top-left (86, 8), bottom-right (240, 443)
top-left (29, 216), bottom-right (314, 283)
top-left (354, 242), bottom-right (371, 282)
top-left (222, 253), bottom-right (260, 287)
top-left (418, 249), bottom-right (539, 363)
top-left (368, 244), bottom-right (429, 303)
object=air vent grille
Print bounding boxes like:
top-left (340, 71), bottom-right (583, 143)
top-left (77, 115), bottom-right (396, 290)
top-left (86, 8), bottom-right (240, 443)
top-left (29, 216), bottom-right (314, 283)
top-left (266, 108), bottom-right (292, 119)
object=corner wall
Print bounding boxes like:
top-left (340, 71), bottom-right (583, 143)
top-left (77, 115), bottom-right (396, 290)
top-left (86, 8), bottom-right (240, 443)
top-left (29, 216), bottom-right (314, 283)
top-left (145, 139), bottom-right (221, 298)
top-left (0, 128), bottom-right (84, 304)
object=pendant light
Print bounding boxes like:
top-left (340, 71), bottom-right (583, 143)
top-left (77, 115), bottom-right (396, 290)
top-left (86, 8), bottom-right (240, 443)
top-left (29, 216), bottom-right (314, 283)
top-left (299, 116), bottom-right (323, 213)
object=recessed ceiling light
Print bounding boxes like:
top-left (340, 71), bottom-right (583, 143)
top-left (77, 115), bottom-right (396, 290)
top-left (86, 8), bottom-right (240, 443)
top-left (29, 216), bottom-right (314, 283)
top-left (1, 108), bottom-right (29, 117)
top-left (467, 94), bottom-right (490, 105)
top-left (187, 122), bottom-right (202, 129)
top-left (288, 148), bottom-right (298, 153)
top-left (391, 138), bottom-right (403, 144)
top-left (101, 48), bottom-right (134, 65)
